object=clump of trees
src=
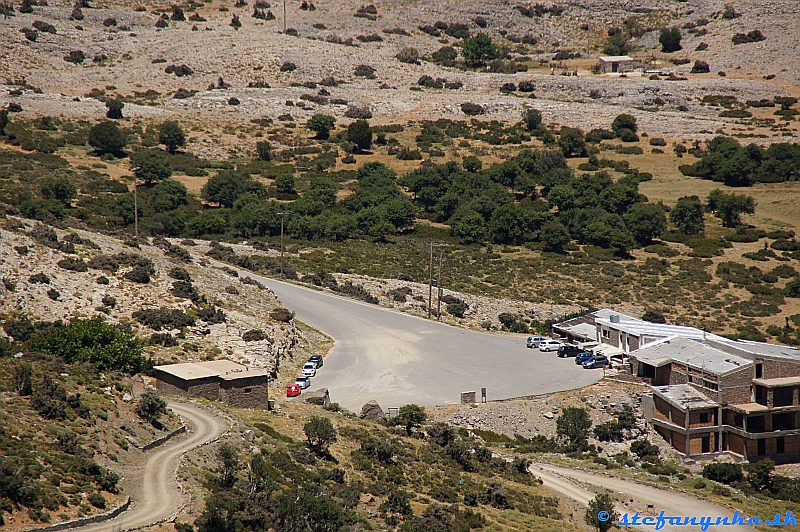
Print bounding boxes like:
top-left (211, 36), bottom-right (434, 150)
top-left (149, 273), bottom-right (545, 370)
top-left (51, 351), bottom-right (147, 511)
top-left (680, 136), bottom-right (800, 186)
top-left (659, 27), bottom-right (682, 53)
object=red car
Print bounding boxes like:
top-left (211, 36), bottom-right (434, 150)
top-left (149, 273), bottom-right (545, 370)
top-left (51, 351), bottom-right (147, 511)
top-left (286, 383), bottom-right (301, 397)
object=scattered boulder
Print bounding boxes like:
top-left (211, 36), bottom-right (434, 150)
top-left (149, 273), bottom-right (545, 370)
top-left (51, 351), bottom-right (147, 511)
top-left (360, 400), bottom-right (385, 421)
top-left (303, 388), bottom-right (331, 407)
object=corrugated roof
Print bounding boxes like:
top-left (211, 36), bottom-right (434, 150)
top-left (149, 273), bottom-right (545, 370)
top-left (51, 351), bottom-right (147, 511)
top-left (632, 336), bottom-right (752, 375)
top-left (654, 384), bottom-right (718, 410)
top-left (154, 360), bottom-right (267, 381)
top-left (710, 339), bottom-right (800, 361)
top-left (596, 317), bottom-right (727, 343)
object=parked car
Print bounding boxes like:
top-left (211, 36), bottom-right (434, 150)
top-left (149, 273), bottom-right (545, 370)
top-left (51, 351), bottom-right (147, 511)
top-left (557, 344), bottom-right (583, 358)
top-left (583, 355), bottom-right (610, 369)
top-left (302, 362), bottom-right (317, 377)
top-left (308, 354), bottom-right (324, 368)
top-left (286, 383), bottom-right (301, 397)
top-left (538, 339), bottom-right (563, 352)
top-left (575, 351), bottom-right (595, 365)
top-left (526, 336), bottom-right (548, 348)
top-left (295, 375), bottom-right (311, 389)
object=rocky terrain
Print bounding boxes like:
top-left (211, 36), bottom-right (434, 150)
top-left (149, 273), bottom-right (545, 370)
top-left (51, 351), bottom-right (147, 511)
top-left (1, 0), bottom-right (798, 158)
top-left (431, 379), bottom-right (683, 461)
top-left (0, 215), bottom-right (300, 373)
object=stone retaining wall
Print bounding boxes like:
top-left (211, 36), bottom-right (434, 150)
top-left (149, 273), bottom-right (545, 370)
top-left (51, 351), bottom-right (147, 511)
top-left (26, 497), bottom-right (131, 532)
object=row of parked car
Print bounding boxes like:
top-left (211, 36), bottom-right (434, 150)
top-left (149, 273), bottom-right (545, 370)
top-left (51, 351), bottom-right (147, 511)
top-left (526, 336), bottom-right (609, 369)
top-left (286, 354), bottom-right (324, 397)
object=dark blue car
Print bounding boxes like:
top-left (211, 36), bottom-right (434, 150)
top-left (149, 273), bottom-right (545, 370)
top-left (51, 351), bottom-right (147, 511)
top-left (583, 355), bottom-right (610, 369)
top-left (575, 351), bottom-right (595, 365)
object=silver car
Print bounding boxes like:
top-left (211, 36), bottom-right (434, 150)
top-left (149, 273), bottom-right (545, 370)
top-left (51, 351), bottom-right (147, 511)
top-left (526, 336), bottom-right (547, 348)
top-left (538, 339), bottom-right (563, 352)
top-left (295, 375), bottom-right (311, 389)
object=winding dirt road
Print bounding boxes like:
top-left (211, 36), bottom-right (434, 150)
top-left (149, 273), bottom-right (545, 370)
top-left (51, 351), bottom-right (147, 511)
top-left (531, 463), bottom-right (755, 532)
top-left (76, 401), bottom-right (228, 532)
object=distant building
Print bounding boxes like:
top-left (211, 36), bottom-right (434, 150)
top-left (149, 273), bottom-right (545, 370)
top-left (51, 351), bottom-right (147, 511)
top-left (636, 337), bottom-right (800, 462)
top-left (597, 55), bottom-right (635, 73)
top-left (555, 310), bottom-right (800, 462)
top-left (153, 360), bottom-right (269, 409)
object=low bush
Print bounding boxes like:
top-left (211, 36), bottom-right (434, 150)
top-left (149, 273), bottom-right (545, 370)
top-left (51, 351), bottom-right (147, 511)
top-left (133, 307), bottom-right (195, 330)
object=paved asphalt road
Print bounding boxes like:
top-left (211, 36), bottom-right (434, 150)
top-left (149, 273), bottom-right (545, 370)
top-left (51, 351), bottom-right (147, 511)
top-left (77, 401), bottom-right (228, 532)
top-left (252, 274), bottom-right (601, 412)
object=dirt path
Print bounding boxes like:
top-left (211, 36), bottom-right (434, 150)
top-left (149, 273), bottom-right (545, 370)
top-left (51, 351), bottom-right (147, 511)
top-left (76, 401), bottom-right (228, 532)
top-left (531, 463), bottom-right (755, 532)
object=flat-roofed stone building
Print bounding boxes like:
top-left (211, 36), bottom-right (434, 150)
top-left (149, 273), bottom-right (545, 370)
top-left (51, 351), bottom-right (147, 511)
top-left (153, 359), bottom-right (269, 409)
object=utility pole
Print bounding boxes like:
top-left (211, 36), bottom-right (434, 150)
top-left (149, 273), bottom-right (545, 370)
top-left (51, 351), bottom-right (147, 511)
top-left (427, 242), bottom-right (449, 319)
top-left (131, 167), bottom-right (140, 239)
top-left (435, 244), bottom-right (449, 320)
top-left (277, 211), bottom-right (288, 277)
top-left (282, 0), bottom-right (286, 33)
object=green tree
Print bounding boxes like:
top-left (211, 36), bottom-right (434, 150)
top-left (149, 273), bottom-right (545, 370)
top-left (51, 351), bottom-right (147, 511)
top-left (307, 114), bottom-right (336, 140)
top-left (188, 211), bottom-right (227, 236)
top-left (603, 29), bottom-right (629, 55)
top-left (624, 203), bottom-right (667, 245)
top-left (132, 149), bottom-right (172, 185)
top-left (303, 416), bottom-right (337, 453)
top-left (395, 404), bottom-right (427, 436)
top-left (559, 127), bottom-right (587, 157)
top-left (346, 120), bottom-right (373, 152)
top-left (707, 189), bottom-right (755, 227)
top-left (745, 459), bottom-right (774, 492)
top-left (158, 120), bottom-right (186, 154)
top-left (462, 33), bottom-right (497, 67)
top-left (670, 195), bottom-right (705, 234)
top-left (540, 220), bottom-right (571, 253)
top-left (462, 155), bottom-right (483, 173)
top-left (522, 108), bottom-right (542, 132)
top-left (585, 492), bottom-right (618, 532)
top-left (105, 99), bottom-right (124, 119)
top-left (27, 317), bottom-right (145, 373)
top-left (13, 362), bottom-right (32, 396)
top-left (489, 203), bottom-right (531, 244)
top-left (611, 113), bottom-right (637, 136)
top-left (88, 120), bottom-right (127, 155)
top-left (151, 179), bottom-right (188, 212)
top-left (202, 171), bottom-right (264, 207)
top-left (451, 209), bottom-right (487, 244)
top-left (216, 442), bottom-right (239, 488)
top-left (0, 109), bottom-right (8, 135)
top-left (275, 173), bottom-right (296, 194)
top-left (256, 140), bottom-right (272, 161)
top-left (659, 27), bottom-right (682, 53)
top-left (556, 406), bottom-right (591, 450)
top-left (40, 177), bottom-right (77, 205)
top-left (786, 278), bottom-right (800, 298)
top-left (136, 389), bottom-right (167, 425)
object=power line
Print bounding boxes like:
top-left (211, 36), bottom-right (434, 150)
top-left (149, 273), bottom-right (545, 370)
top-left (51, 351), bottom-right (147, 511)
top-left (276, 211), bottom-right (289, 277)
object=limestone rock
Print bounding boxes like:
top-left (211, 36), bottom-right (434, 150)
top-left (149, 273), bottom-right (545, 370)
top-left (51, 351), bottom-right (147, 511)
top-left (303, 388), bottom-right (331, 407)
top-left (360, 400), bottom-right (386, 422)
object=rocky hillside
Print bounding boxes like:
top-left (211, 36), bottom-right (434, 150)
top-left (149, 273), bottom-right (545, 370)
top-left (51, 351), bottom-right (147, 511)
top-left (1, 0), bottom-right (797, 157)
top-left (1, 215), bottom-right (299, 373)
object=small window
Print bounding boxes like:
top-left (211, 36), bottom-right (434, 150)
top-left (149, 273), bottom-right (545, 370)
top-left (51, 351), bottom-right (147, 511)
top-left (602, 329), bottom-right (610, 339)
top-left (755, 362), bottom-right (763, 379)
top-left (778, 437), bottom-right (785, 454)
top-left (699, 412), bottom-right (709, 423)
top-left (244, 387), bottom-right (252, 394)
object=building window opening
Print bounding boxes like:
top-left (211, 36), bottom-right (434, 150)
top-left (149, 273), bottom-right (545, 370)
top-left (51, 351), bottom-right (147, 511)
top-left (699, 412), bottom-right (709, 423)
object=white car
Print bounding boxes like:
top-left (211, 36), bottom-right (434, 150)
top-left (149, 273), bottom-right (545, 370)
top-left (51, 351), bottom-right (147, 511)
top-left (302, 362), bottom-right (317, 377)
top-left (295, 375), bottom-right (311, 389)
top-left (538, 339), bottom-right (563, 352)
top-left (526, 336), bottom-right (548, 348)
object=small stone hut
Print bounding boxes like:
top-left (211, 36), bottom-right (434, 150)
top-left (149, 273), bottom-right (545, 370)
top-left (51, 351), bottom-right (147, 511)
top-left (153, 359), bottom-right (269, 409)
